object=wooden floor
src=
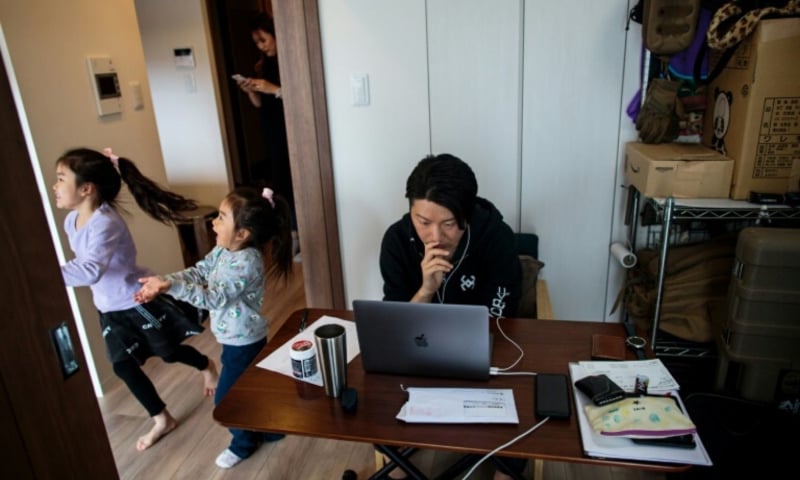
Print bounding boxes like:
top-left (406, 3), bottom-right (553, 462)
top-left (97, 261), bottom-right (667, 479)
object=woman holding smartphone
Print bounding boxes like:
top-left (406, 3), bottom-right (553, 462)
top-left (233, 12), bottom-right (297, 250)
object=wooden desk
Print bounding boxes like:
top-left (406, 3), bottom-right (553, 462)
top-left (213, 309), bottom-right (689, 476)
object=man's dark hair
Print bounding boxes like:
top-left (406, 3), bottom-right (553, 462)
top-left (405, 153), bottom-right (478, 229)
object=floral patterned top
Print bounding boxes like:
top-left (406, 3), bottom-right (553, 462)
top-left (166, 246), bottom-right (267, 346)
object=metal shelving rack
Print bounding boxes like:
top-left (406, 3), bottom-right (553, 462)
top-left (626, 186), bottom-right (800, 357)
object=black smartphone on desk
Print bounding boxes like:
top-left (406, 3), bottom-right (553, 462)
top-left (535, 373), bottom-right (570, 420)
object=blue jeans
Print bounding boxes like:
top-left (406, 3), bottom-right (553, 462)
top-left (215, 338), bottom-right (282, 458)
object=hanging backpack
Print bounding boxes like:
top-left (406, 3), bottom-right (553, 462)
top-left (613, 235), bottom-right (737, 343)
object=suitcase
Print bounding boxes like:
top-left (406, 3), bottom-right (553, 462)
top-left (715, 344), bottom-right (799, 403)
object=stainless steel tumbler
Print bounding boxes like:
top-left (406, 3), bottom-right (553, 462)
top-left (314, 323), bottom-right (347, 397)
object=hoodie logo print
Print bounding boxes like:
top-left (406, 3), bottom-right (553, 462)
top-left (490, 287), bottom-right (510, 318)
top-left (460, 275), bottom-right (476, 291)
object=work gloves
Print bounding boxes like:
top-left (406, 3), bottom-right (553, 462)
top-left (636, 78), bottom-right (681, 144)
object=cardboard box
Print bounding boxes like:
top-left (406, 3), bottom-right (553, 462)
top-left (625, 142), bottom-right (733, 198)
top-left (703, 18), bottom-right (800, 200)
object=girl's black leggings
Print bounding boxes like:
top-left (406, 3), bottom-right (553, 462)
top-left (112, 345), bottom-right (209, 417)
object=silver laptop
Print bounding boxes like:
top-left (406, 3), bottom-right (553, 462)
top-left (352, 300), bottom-right (491, 381)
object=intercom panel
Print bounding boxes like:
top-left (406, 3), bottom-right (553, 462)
top-left (86, 56), bottom-right (122, 116)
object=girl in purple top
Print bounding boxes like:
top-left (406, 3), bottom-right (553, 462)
top-left (53, 147), bottom-right (218, 452)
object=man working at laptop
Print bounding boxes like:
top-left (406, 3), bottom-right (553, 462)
top-left (379, 153), bottom-right (525, 480)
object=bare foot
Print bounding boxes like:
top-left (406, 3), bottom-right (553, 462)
top-left (202, 360), bottom-right (219, 397)
top-left (136, 410), bottom-right (178, 452)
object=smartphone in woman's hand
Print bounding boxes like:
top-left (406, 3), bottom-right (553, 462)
top-left (231, 74), bottom-right (245, 82)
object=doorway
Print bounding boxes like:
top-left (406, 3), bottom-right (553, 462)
top-left (206, 0), bottom-right (301, 255)
top-left (207, 0), bottom-right (346, 308)
top-left (205, 1), bottom-right (284, 190)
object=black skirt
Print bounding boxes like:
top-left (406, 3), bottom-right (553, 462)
top-left (99, 295), bottom-right (204, 365)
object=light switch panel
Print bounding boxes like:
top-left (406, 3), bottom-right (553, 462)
top-left (129, 81), bottom-right (144, 110)
top-left (350, 74), bottom-right (370, 106)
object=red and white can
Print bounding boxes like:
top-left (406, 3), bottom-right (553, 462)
top-left (290, 339), bottom-right (317, 379)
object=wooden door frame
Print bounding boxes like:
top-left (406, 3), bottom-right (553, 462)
top-left (273, 0), bottom-right (345, 309)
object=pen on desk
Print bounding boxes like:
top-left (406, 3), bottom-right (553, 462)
top-left (299, 308), bottom-right (309, 332)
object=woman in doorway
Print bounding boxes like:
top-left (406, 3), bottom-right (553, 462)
top-left (233, 12), bottom-right (298, 254)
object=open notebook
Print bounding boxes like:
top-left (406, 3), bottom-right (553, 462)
top-left (352, 300), bottom-right (491, 381)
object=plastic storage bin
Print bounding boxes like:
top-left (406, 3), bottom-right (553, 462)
top-left (715, 227), bottom-right (800, 402)
top-left (715, 342), bottom-right (800, 403)
top-left (732, 227), bottom-right (800, 290)
top-left (721, 227), bottom-right (800, 360)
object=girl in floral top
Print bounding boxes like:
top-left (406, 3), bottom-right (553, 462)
top-left (135, 186), bottom-right (293, 469)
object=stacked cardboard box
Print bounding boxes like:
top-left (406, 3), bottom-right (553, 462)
top-left (703, 18), bottom-right (800, 200)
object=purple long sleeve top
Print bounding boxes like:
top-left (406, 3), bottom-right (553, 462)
top-left (60, 203), bottom-right (152, 313)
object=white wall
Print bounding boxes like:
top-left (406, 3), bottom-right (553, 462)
top-left (321, 0), bottom-right (642, 320)
top-left (135, 0), bottom-right (230, 206)
top-left (609, 17), bottom-right (646, 321)
top-left (0, 0), bottom-right (190, 394)
top-left (521, 1), bottom-right (637, 321)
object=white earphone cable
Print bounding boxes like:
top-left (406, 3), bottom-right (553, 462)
top-left (460, 417), bottom-right (550, 479)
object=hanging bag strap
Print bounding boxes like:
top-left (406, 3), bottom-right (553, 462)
top-left (707, 0), bottom-right (800, 50)
top-left (695, 0), bottom-right (800, 84)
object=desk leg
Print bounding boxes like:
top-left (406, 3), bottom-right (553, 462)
top-left (422, 453), bottom-right (528, 480)
top-left (369, 446), bottom-right (529, 480)
top-left (372, 445), bottom-right (426, 480)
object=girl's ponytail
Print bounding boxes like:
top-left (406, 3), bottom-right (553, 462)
top-left (116, 156), bottom-right (197, 224)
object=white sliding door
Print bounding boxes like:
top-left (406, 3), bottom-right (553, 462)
top-left (428, 0), bottom-right (523, 227)
top-left (520, 1), bottom-right (631, 320)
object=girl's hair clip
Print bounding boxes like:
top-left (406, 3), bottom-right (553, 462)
top-left (102, 147), bottom-right (120, 169)
top-left (262, 187), bottom-right (275, 207)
